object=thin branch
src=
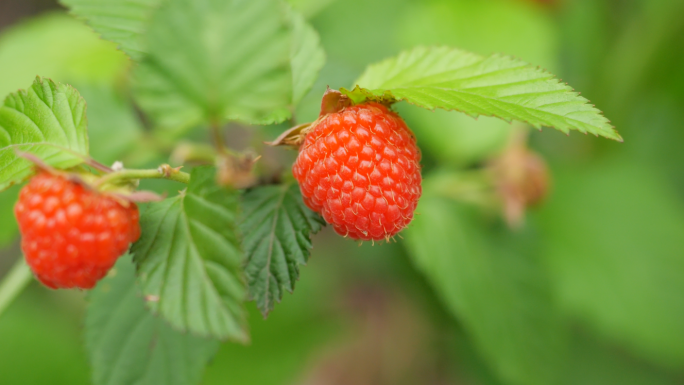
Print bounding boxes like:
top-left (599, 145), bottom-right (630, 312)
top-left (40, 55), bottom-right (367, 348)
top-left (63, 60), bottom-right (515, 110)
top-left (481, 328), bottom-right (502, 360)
top-left (95, 165), bottom-right (191, 188)
top-left (0, 258), bottom-right (32, 319)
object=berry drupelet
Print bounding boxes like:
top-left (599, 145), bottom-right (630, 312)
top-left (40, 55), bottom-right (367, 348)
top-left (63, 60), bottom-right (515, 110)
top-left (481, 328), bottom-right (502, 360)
top-left (14, 171), bottom-right (140, 289)
top-left (293, 102), bottom-right (422, 241)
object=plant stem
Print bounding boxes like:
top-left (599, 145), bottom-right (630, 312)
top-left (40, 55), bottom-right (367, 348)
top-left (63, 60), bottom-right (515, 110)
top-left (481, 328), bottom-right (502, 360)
top-left (426, 169), bottom-right (499, 210)
top-left (96, 166), bottom-right (191, 187)
top-left (0, 258), bottom-right (32, 318)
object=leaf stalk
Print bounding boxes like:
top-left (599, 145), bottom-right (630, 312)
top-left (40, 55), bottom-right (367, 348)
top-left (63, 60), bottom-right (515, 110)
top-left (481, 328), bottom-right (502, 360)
top-left (0, 258), bottom-right (32, 319)
top-left (96, 165), bottom-right (191, 187)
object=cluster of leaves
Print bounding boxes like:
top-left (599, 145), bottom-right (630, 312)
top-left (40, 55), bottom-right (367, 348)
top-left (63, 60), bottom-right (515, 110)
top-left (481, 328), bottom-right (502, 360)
top-left (0, 0), bottom-right (625, 384)
top-left (1, 0), bottom-right (329, 379)
top-left (0, 75), bottom-right (325, 382)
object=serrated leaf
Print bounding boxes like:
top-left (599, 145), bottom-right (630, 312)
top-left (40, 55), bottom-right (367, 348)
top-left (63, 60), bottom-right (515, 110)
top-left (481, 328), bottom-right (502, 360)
top-left (86, 257), bottom-right (220, 385)
top-left (59, 0), bottom-right (162, 61)
top-left (341, 46), bottom-right (621, 141)
top-left (0, 77), bottom-right (89, 191)
top-left (132, 166), bottom-right (248, 341)
top-left (403, 189), bottom-right (567, 385)
top-left (240, 182), bottom-right (324, 317)
top-left (133, 0), bottom-right (325, 129)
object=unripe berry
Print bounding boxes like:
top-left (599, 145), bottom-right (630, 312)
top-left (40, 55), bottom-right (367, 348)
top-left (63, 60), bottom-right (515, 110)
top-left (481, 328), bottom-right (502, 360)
top-left (293, 102), bottom-right (422, 241)
top-left (14, 171), bottom-right (141, 289)
top-left (490, 133), bottom-right (550, 227)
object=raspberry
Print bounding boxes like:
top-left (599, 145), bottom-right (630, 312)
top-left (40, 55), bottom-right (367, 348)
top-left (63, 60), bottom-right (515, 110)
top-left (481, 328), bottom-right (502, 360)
top-left (14, 171), bottom-right (141, 289)
top-left (293, 102), bottom-right (422, 241)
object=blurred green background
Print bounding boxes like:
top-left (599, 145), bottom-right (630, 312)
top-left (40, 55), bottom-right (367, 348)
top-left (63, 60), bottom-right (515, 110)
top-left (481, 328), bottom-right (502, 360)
top-left (1, 0), bottom-right (683, 384)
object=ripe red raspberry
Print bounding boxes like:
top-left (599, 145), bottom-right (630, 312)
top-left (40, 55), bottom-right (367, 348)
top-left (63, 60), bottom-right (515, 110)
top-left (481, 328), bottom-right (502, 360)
top-left (293, 102), bottom-right (422, 241)
top-left (14, 171), bottom-right (141, 289)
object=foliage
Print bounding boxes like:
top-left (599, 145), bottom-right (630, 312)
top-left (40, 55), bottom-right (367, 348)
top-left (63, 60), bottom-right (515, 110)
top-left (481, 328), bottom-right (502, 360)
top-left (342, 46), bottom-right (621, 141)
top-left (59, 0), bottom-right (162, 61)
top-left (86, 257), bottom-right (220, 385)
top-left (240, 182), bottom-right (324, 317)
top-left (132, 167), bottom-right (248, 341)
top-left (1, 0), bottom-right (683, 384)
top-left (133, 0), bottom-right (324, 129)
top-left (0, 77), bottom-right (89, 191)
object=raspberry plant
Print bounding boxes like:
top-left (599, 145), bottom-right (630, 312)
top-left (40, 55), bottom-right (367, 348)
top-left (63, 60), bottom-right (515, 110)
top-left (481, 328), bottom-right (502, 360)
top-left (0, 0), bottom-right (624, 383)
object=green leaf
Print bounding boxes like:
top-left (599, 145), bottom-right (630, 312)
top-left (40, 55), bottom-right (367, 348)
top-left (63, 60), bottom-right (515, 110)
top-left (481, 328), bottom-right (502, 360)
top-left (403, 190), bottom-right (568, 385)
top-left (538, 158), bottom-right (684, 369)
top-left (132, 166), bottom-right (248, 341)
top-left (0, 77), bottom-right (89, 191)
top-left (133, 0), bottom-right (325, 129)
top-left (289, 7), bottom-right (326, 106)
top-left (86, 257), bottom-right (220, 385)
top-left (59, 0), bottom-right (162, 61)
top-left (239, 182), bottom-right (324, 317)
top-left (342, 46), bottom-right (621, 141)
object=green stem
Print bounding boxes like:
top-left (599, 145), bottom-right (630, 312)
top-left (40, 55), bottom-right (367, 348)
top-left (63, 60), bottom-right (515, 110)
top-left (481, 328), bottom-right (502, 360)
top-left (96, 166), bottom-right (191, 187)
top-left (426, 169), bottom-right (499, 210)
top-left (0, 259), bottom-right (32, 318)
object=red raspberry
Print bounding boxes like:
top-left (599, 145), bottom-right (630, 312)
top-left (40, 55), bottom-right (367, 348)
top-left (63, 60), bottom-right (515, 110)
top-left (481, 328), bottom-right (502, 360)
top-left (14, 171), bottom-right (141, 289)
top-left (293, 102), bottom-right (422, 241)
